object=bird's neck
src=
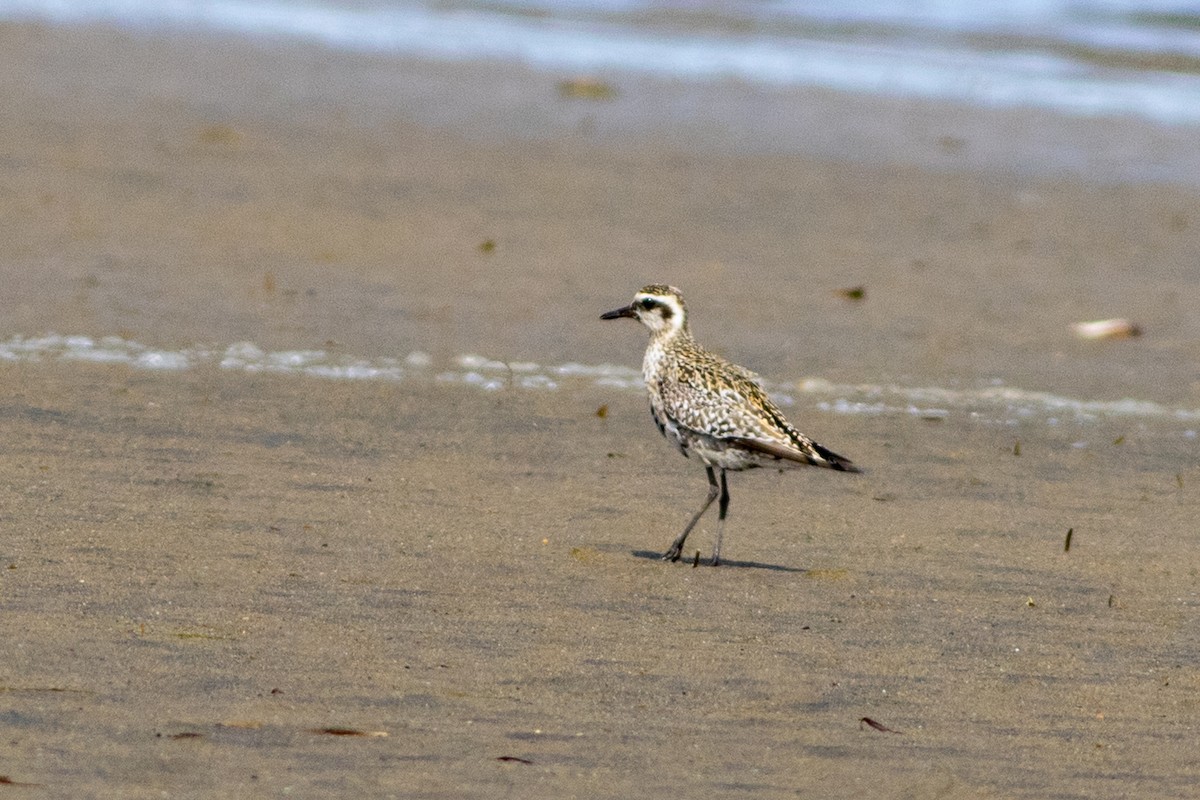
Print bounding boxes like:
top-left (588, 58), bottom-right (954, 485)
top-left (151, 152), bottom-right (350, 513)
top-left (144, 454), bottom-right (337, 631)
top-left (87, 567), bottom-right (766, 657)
top-left (644, 325), bottom-right (693, 379)
top-left (650, 319), bottom-right (690, 347)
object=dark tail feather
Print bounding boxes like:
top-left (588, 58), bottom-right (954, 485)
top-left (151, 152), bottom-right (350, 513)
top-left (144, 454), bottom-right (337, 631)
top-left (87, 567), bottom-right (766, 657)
top-left (812, 441), bottom-right (860, 473)
top-left (729, 436), bottom-right (862, 473)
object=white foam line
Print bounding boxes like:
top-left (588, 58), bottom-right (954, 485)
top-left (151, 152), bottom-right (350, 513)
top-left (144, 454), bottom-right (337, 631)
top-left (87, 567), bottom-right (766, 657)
top-left (796, 377), bottom-right (1200, 422)
top-left (1, 333), bottom-right (1196, 428)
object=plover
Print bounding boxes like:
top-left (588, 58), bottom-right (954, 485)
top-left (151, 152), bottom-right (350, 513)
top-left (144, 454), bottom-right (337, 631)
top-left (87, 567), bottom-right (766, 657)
top-left (601, 285), bottom-right (859, 566)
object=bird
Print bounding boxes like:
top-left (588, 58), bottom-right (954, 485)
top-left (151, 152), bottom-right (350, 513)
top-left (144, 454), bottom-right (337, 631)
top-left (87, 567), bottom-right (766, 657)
top-left (601, 284), bottom-right (859, 566)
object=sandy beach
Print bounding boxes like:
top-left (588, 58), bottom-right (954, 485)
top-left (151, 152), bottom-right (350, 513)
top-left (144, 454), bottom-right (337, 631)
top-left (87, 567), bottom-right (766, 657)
top-left (2, 19), bottom-right (1200, 799)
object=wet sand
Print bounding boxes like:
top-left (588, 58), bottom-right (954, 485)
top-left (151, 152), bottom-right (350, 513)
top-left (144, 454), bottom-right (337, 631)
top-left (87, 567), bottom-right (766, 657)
top-left (2, 20), bottom-right (1200, 799)
top-left (4, 364), bottom-right (1199, 798)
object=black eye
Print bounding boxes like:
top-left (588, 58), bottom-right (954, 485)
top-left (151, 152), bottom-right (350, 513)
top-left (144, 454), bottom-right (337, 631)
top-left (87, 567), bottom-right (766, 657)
top-left (639, 298), bottom-right (657, 310)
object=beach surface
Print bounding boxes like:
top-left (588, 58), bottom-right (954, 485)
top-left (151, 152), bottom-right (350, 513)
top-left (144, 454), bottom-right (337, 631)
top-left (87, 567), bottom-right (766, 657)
top-left (2, 20), bottom-right (1199, 799)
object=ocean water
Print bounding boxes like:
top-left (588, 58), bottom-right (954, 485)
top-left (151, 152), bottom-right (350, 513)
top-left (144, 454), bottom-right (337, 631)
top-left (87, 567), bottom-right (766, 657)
top-left (3, 0), bottom-right (1200, 126)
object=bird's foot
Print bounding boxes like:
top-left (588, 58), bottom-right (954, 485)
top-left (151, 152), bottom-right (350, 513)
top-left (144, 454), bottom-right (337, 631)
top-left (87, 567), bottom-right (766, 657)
top-left (661, 546), bottom-right (682, 562)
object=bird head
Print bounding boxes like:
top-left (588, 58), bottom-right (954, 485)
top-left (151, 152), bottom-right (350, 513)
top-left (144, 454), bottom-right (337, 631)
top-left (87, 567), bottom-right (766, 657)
top-left (600, 285), bottom-right (689, 337)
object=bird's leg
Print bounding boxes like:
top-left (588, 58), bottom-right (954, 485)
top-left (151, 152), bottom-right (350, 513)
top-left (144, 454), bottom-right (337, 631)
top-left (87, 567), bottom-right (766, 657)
top-left (712, 469), bottom-right (730, 566)
top-left (663, 466), bottom-right (719, 562)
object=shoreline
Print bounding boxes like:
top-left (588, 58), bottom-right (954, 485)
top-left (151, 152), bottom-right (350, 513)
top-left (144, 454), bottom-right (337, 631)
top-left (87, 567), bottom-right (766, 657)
top-left (2, 331), bottom-right (1200, 436)
top-left (3, 22), bottom-right (1199, 406)
top-left (8, 20), bottom-right (1200, 187)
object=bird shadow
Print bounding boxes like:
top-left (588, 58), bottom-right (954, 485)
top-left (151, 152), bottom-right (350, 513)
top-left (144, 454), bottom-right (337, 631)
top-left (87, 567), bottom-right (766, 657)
top-left (630, 550), bottom-right (806, 573)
